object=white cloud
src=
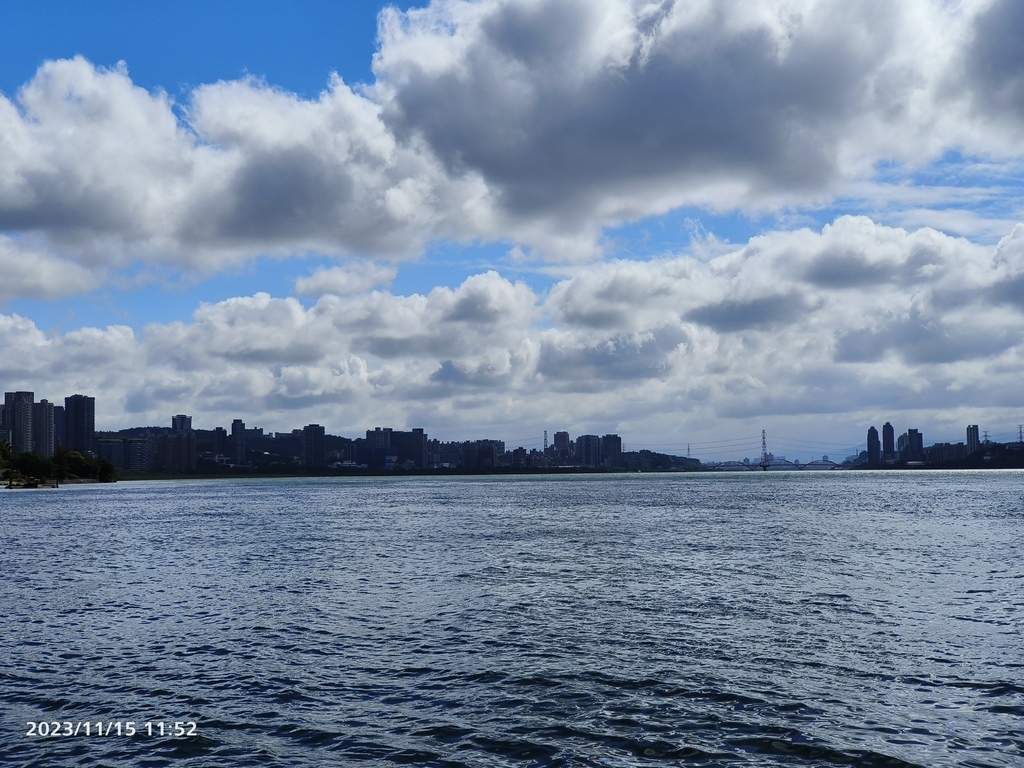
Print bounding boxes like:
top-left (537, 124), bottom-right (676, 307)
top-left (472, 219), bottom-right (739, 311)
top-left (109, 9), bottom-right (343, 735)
top-left (372, 0), bottom-right (990, 244)
top-left (0, 1), bottom-right (1021, 286)
top-left (2, 1), bottom-right (1024, 454)
top-left (3, 218), bottom-right (1022, 451)
top-left (294, 262), bottom-right (398, 296)
top-left (0, 237), bottom-right (100, 298)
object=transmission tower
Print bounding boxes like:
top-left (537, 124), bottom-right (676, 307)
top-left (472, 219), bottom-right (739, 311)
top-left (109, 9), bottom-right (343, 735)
top-left (759, 430), bottom-right (770, 471)
top-left (1018, 424), bottom-right (1023, 444)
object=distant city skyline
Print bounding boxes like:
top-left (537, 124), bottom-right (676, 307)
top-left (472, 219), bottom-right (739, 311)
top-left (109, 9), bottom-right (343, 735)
top-left (2, 1), bottom-right (1023, 455)
top-left (3, 386), bottom-right (1015, 467)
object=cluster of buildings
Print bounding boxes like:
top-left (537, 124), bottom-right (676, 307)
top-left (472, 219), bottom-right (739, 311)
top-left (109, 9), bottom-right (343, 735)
top-left (2, 387), bottom-right (1008, 474)
top-left (0, 391), bottom-right (96, 458)
top-left (1, 388), bottom-right (660, 473)
top-left (98, 421), bottom-right (650, 473)
top-left (865, 422), bottom-right (981, 465)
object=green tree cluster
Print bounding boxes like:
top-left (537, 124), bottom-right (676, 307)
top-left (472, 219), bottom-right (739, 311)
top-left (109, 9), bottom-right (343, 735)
top-left (1, 445), bottom-right (116, 483)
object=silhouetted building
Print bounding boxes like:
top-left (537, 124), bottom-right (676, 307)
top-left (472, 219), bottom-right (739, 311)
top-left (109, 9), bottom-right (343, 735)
top-left (64, 394), bottom-right (96, 456)
top-left (366, 427), bottom-right (392, 449)
top-left (4, 391), bottom-right (34, 454)
top-left (926, 442), bottom-right (967, 464)
top-left (866, 425), bottom-right (880, 465)
top-left (966, 424), bottom-right (980, 455)
top-left (902, 428), bottom-right (924, 462)
top-left (441, 439), bottom-right (504, 469)
top-left (53, 405), bottom-right (65, 449)
top-left (212, 426), bottom-right (228, 457)
top-left (301, 424), bottom-right (327, 467)
top-left (365, 426), bottom-right (428, 469)
top-left (882, 421), bottom-right (895, 462)
top-left (577, 434), bottom-right (602, 468)
top-left (155, 414), bottom-right (195, 471)
top-left (32, 399), bottom-right (55, 458)
top-left (601, 434), bottom-right (623, 468)
top-left (231, 419), bottom-right (246, 465)
top-left (97, 437), bottom-right (152, 472)
top-left (394, 428), bottom-right (427, 469)
top-left (553, 431), bottom-right (570, 453)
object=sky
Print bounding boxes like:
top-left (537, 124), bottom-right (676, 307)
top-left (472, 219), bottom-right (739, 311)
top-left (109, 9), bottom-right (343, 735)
top-left (2, 0), bottom-right (1024, 462)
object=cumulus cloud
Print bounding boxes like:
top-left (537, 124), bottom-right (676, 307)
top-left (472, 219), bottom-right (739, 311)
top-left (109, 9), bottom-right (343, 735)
top-left (3, 1), bottom-right (1024, 452)
top-left (961, 0), bottom-right (1024, 123)
top-left (4, 217), bottom-right (1022, 450)
top-left (373, 0), bottom-right (998, 243)
top-left (294, 262), bottom-right (398, 296)
top-left (0, 237), bottom-right (99, 298)
top-left (0, 0), bottom-right (1022, 286)
top-left (0, 57), bottom-right (484, 278)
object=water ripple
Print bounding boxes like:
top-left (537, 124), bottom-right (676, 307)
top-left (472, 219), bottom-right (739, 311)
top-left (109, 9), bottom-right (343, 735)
top-left (2, 472), bottom-right (1023, 766)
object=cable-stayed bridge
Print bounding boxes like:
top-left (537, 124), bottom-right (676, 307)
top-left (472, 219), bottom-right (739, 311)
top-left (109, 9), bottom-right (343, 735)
top-left (683, 431), bottom-right (857, 470)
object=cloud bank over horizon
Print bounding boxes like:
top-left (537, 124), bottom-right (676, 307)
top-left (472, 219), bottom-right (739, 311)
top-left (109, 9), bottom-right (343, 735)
top-left (4, 217), bottom-right (1023, 453)
top-left (2, 0), bottom-right (1024, 454)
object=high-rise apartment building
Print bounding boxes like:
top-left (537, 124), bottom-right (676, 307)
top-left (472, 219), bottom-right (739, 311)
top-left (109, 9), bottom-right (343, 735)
top-left (365, 426), bottom-right (428, 468)
top-left (32, 399), bottom-right (55, 458)
top-left (53, 405), bottom-right (65, 450)
top-left (601, 434), bottom-right (623, 468)
top-left (906, 428), bottom-right (924, 462)
top-left (156, 415), bottom-right (195, 471)
top-left (64, 394), bottom-right (96, 456)
top-left (4, 391), bottom-right (34, 454)
top-left (231, 419), bottom-right (247, 465)
top-left (553, 431), bottom-right (570, 453)
top-left (98, 437), bottom-right (152, 472)
top-left (393, 428), bottom-right (427, 469)
top-left (576, 434), bottom-right (602, 468)
top-left (212, 426), bottom-right (228, 457)
top-left (882, 421), bottom-right (895, 462)
top-left (301, 424), bottom-right (327, 467)
top-left (366, 427), bottom-right (392, 449)
top-left (866, 425), bottom-right (880, 465)
top-left (966, 424), bottom-right (980, 455)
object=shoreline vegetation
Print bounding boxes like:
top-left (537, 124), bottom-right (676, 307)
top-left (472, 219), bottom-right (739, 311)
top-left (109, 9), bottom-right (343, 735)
top-left (0, 445), bottom-right (116, 487)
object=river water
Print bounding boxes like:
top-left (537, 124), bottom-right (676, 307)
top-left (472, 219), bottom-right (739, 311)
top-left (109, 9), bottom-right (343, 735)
top-left (2, 471), bottom-right (1022, 767)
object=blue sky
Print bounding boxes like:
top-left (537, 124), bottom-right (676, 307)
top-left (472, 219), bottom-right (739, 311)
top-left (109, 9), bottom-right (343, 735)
top-left (0, 1), bottom-right (381, 96)
top-left (2, 0), bottom-right (1024, 460)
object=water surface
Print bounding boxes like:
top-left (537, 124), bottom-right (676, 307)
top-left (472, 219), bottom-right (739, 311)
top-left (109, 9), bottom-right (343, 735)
top-left (2, 471), bottom-right (1022, 766)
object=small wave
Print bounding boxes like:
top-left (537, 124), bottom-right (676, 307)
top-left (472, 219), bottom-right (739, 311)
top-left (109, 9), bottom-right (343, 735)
top-left (729, 735), bottom-right (927, 767)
